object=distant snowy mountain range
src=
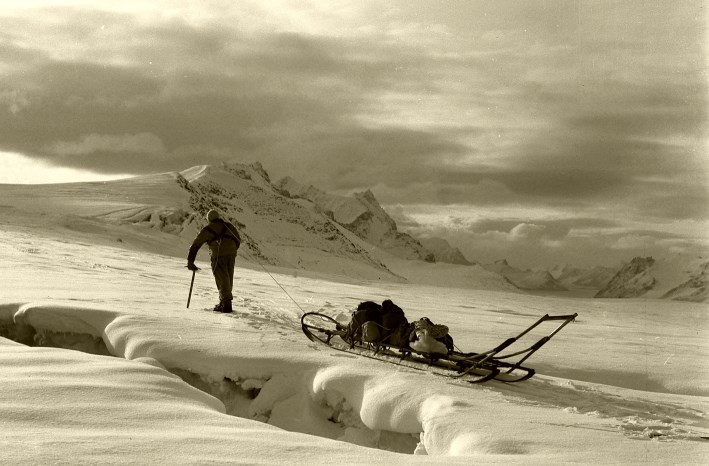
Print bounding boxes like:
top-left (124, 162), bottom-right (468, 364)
top-left (483, 259), bottom-right (568, 291)
top-left (476, 255), bottom-right (707, 303)
top-left (1, 160), bottom-right (704, 301)
top-left (595, 256), bottom-right (708, 302)
top-left (550, 264), bottom-right (618, 290)
top-left (168, 163), bottom-right (709, 301)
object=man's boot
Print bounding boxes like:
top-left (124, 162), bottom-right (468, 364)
top-left (220, 300), bottom-right (233, 313)
top-left (212, 302), bottom-right (224, 313)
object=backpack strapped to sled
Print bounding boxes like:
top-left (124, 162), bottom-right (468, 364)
top-left (301, 311), bottom-right (577, 384)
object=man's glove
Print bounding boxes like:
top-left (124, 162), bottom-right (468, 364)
top-left (186, 262), bottom-right (199, 271)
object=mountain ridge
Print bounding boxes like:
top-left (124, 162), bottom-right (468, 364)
top-left (275, 176), bottom-right (435, 262)
top-left (595, 256), bottom-right (708, 302)
top-left (483, 259), bottom-right (567, 291)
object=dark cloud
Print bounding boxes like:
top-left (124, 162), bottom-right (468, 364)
top-left (1, 11), bottom-right (474, 186)
top-left (261, 126), bottom-right (469, 190)
top-left (0, 0), bottom-right (706, 254)
top-left (632, 188), bottom-right (709, 221)
top-left (0, 61), bottom-right (164, 149)
top-left (447, 81), bottom-right (709, 213)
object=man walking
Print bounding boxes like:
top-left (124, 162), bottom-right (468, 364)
top-left (187, 209), bottom-right (241, 313)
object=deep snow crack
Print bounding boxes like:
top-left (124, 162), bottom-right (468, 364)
top-left (0, 309), bottom-right (421, 454)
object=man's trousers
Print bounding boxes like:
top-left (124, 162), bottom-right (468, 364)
top-left (211, 254), bottom-right (236, 303)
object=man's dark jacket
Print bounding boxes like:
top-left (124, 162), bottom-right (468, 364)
top-left (187, 219), bottom-right (241, 263)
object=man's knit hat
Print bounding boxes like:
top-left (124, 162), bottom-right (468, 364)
top-left (206, 209), bottom-right (220, 222)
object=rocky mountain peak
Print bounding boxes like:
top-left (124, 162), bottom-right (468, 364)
top-left (594, 256), bottom-right (708, 302)
top-left (250, 161), bottom-right (271, 183)
top-left (274, 171), bottom-right (433, 262)
top-left (358, 189), bottom-right (378, 203)
top-left (418, 237), bottom-right (474, 266)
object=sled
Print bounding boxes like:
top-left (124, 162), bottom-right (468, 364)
top-left (301, 312), bottom-right (578, 384)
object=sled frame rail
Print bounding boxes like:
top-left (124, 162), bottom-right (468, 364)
top-left (458, 313), bottom-right (577, 375)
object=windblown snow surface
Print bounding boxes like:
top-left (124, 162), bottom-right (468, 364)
top-left (1, 223), bottom-right (708, 464)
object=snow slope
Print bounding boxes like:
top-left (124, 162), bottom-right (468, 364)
top-left (0, 220), bottom-right (708, 463)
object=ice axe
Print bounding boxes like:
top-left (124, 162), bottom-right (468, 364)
top-left (186, 265), bottom-right (200, 308)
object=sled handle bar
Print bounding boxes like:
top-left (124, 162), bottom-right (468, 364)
top-left (503, 313), bottom-right (577, 373)
top-left (543, 314), bottom-right (579, 321)
top-left (514, 313), bottom-right (577, 340)
top-left (463, 313), bottom-right (578, 371)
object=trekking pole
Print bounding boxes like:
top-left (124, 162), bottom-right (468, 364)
top-left (186, 267), bottom-right (198, 308)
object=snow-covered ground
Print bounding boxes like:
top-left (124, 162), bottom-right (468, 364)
top-left (1, 221), bottom-right (708, 464)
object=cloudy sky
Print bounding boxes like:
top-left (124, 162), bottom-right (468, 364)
top-left (1, 0), bottom-right (707, 267)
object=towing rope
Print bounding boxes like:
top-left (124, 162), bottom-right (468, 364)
top-left (239, 247), bottom-right (307, 315)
